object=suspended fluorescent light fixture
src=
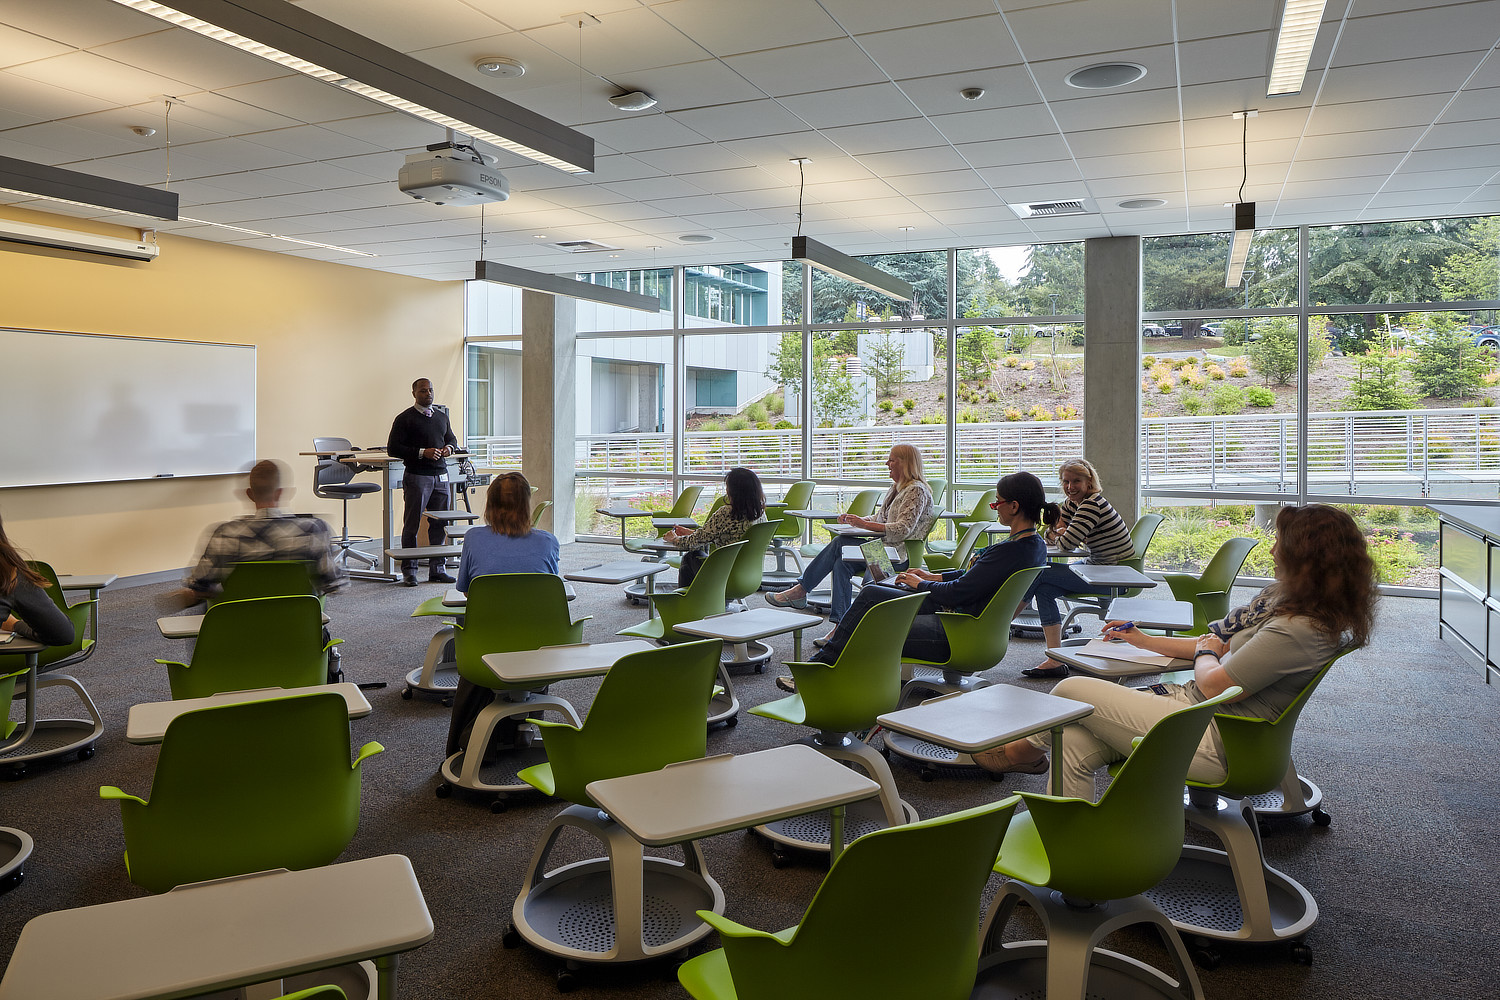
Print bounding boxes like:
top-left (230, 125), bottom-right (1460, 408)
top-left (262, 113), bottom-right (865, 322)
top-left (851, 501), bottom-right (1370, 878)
top-left (0, 153), bottom-right (178, 220)
top-left (1266, 0), bottom-right (1328, 96)
top-left (106, 0), bottom-right (594, 173)
top-left (475, 260), bottom-right (661, 312)
top-left (180, 216), bottom-right (376, 257)
top-left (1225, 202), bottom-right (1256, 288)
top-left (792, 236), bottom-right (914, 302)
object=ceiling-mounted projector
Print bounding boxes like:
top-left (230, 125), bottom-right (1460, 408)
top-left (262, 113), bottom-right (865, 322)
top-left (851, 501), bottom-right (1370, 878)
top-left (398, 145), bottom-right (509, 207)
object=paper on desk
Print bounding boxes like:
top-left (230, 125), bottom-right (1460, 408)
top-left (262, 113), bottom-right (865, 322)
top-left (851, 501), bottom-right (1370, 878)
top-left (1079, 638), bottom-right (1177, 667)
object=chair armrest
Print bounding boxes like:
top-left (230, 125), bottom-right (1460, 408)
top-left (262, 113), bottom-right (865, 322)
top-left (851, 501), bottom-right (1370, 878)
top-left (785, 658), bottom-right (839, 701)
top-left (323, 638), bottom-right (344, 652)
top-left (1162, 574), bottom-right (1201, 601)
top-left (99, 786), bottom-right (147, 806)
top-left (696, 909), bottom-right (794, 945)
top-left (353, 741), bottom-right (385, 767)
top-left (530, 718), bottom-right (580, 733)
top-left (154, 659), bottom-right (188, 669)
top-left (569, 615), bottom-right (594, 627)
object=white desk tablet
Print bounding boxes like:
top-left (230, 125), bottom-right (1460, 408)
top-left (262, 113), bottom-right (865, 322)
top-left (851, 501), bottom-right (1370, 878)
top-left (126, 683), bottom-right (372, 744)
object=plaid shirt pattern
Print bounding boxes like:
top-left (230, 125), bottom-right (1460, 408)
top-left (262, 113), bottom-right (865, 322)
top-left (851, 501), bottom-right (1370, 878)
top-left (185, 508), bottom-right (347, 595)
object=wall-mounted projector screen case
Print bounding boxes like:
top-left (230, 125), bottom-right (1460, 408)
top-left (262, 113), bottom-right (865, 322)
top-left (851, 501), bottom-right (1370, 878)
top-left (1, 328), bottom-right (255, 488)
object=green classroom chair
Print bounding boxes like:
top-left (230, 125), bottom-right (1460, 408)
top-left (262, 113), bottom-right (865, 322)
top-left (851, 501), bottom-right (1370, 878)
top-left (1159, 535), bottom-right (1259, 636)
top-left (157, 595), bottom-right (337, 700)
top-left (100, 691), bottom-right (383, 893)
top-left (750, 592), bottom-right (927, 863)
top-left (973, 687), bottom-right (1242, 1000)
top-left (0, 562), bottom-right (96, 674)
top-left (679, 797), bottom-right (1019, 1000)
top-left (508, 640), bottom-right (722, 970)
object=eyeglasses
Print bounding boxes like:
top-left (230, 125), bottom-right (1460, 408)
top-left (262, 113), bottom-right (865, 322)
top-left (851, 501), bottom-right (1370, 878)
top-left (989, 498), bottom-right (1014, 510)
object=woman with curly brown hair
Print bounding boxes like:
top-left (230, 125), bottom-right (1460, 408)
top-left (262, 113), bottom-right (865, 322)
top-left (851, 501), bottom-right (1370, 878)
top-left (976, 504), bottom-right (1378, 797)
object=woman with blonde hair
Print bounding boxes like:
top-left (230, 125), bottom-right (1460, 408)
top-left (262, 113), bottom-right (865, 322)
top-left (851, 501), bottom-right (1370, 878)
top-left (1020, 457), bottom-right (1135, 679)
top-left (980, 504), bottom-right (1377, 792)
top-left (766, 443), bottom-right (935, 625)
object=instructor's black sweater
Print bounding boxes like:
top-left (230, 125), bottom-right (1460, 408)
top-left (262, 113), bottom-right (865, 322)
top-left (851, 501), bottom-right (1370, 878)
top-left (387, 406), bottom-right (457, 477)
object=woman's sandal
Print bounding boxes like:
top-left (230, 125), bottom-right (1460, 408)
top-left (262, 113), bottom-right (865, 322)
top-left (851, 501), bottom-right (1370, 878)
top-left (1020, 663), bottom-right (1069, 679)
top-left (765, 588), bottom-right (808, 610)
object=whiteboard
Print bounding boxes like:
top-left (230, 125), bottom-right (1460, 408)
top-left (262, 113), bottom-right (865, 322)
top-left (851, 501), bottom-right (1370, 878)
top-left (1, 328), bottom-right (255, 488)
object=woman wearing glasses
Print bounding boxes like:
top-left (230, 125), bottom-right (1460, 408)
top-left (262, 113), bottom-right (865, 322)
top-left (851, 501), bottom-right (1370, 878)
top-left (1020, 458), bottom-right (1134, 679)
top-left (774, 471), bottom-right (1057, 691)
top-left (765, 443), bottom-right (935, 623)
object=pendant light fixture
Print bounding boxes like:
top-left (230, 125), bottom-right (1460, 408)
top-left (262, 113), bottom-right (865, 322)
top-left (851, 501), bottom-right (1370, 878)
top-left (786, 157), bottom-right (913, 302)
top-left (1225, 110), bottom-right (1256, 289)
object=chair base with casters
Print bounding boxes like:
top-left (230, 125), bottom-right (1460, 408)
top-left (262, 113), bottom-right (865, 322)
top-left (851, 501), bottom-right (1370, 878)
top-left (972, 880), bottom-right (1205, 1000)
top-left (505, 803), bottom-right (725, 988)
top-left (752, 730), bottom-right (916, 865)
top-left (883, 666), bottom-right (1000, 781)
top-left (437, 691), bottom-right (583, 812)
top-left (1246, 764), bottom-right (1328, 825)
top-left (708, 664), bottom-right (741, 728)
top-left (759, 543), bottom-right (803, 586)
top-left (1, 673), bottom-right (104, 778)
top-left (1008, 607), bottom-right (1081, 639)
top-left (403, 596), bottom-right (462, 702)
top-left (1144, 786), bottom-right (1318, 967)
top-left (0, 826), bottom-right (34, 893)
top-left (719, 638), bottom-right (771, 672)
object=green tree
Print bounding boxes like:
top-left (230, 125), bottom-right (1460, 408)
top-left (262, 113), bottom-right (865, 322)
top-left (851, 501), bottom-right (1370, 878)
top-left (1341, 351), bottom-right (1417, 410)
top-left (764, 332), bottom-right (803, 391)
top-left (1245, 317), bottom-right (1328, 386)
top-left (1435, 216), bottom-right (1500, 302)
top-left (1409, 329), bottom-right (1494, 399)
top-left (866, 330), bottom-right (910, 397)
top-left (815, 359), bottom-right (860, 427)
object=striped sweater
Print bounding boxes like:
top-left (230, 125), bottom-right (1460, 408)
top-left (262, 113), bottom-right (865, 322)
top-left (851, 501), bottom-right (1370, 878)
top-left (1053, 493), bottom-right (1134, 565)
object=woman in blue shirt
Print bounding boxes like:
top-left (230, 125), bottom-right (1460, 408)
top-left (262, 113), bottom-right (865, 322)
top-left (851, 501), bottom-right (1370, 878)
top-left (455, 472), bottom-right (559, 590)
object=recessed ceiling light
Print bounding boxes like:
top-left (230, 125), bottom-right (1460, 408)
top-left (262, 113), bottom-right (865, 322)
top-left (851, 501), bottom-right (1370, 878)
top-left (678, 233), bottom-right (714, 243)
top-left (1065, 62), bottom-right (1147, 90)
top-left (532, 233), bottom-right (548, 238)
top-left (474, 56), bottom-right (525, 78)
top-left (1118, 198), bottom-right (1166, 210)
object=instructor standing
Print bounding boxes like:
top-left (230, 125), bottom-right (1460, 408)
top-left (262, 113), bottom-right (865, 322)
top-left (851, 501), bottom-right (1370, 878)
top-left (388, 377), bottom-right (459, 587)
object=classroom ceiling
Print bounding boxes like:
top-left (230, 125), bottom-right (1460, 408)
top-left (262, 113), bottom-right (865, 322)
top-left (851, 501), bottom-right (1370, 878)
top-left (2, 0), bottom-right (1498, 281)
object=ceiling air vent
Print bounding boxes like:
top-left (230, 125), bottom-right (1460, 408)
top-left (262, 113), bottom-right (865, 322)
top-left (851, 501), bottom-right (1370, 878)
top-left (1008, 198), bottom-right (1097, 218)
top-left (551, 239), bottom-right (619, 253)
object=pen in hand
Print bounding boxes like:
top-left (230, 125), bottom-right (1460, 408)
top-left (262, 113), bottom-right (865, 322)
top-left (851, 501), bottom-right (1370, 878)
top-left (1103, 621), bottom-right (1135, 641)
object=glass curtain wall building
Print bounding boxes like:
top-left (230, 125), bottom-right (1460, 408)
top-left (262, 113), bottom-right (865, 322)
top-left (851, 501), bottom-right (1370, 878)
top-left (465, 215), bottom-right (1499, 588)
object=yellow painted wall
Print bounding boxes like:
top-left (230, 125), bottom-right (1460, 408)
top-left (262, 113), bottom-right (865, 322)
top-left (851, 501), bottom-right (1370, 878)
top-left (0, 205), bottom-right (465, 578)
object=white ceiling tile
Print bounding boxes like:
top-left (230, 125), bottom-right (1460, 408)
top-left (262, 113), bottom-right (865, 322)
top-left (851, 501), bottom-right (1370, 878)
top-left (652, 0), bottom-right (844, 56)
top-left (668, 100), bottom-right (809, 143)
top-left (619, 59), bottom-right (766, 111)
top-left (6, 49), bottom-right (196, 106)
top-left (0, 120), bottom-right (144, 159)
top-left (931, 105), bottom-right (1060, 145)
top-left (858, 145), bottom-right (972, 178)
top-left (676, 166), bottom-right (782, 194)
top-left (0, 23), bottom-right (75, 68)
top-left (1420, 120), bottom-right (1500, 150)
top-left (778, 83), bottom-right (917, 130)
top-left (884, 169), bottom-right (987, 197)
top-left (1283, 153), bottom-right (1406, 182)
top-left (1403, 142), bottom-right (1500, 171)
top-left (1067, 122), bottom-right (1182, 158)
top-left (977, 159), bottom-right (1085, 188)
top-left (722, 38), bottom-right (886, 98)
top-left (300, 0), bottom-right (510, 51)
top-left (631, 143), bottom-right (754, 175)
top-left (1295, 127), bottom-right (1429, 159)
top-left (907, 189), bottom-right (1003, 213)
top-left (1382, 166), bottom-right (1499, 192)
top-left (1048, 86), bottom-right (1183, 132)
top-left (956, 135), bottom-right (1073, 168)
top-left (1318, 52), bottom-right (1483, 104)
top-left (217, 75), bottom-right (376, 125)
top-left (814, 0), bottom-right (997, 34)
top-left (1005, 0), bottom-right (1176, 62)
top-left (580, 113), bottom-right (710, 153)
top-left (858, 16), bottom-right (1021, 80)
top-left (1334, 4), bottom-right (1500, 66)
top-left (0, 0), bottom-right (163, 48)
top-left (896, 65), bottom-right (1041, 118)
top-left (600, 175), bottom-right (711, 201)
top-left (522, 8), bottom-right (707, 79)
top-left (0, 69), bottom-right (117, 120)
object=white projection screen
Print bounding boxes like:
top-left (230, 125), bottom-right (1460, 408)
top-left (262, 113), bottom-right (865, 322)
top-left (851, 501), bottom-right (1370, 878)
top-left (2, 328), bottom-right (255, 488)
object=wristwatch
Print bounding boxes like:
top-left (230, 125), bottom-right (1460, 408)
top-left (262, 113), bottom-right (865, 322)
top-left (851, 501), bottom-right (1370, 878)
top-left (1193, 649), bottom-right (1220, 660)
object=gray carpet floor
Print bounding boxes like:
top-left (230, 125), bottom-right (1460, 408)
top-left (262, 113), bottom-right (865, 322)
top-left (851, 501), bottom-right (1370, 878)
top-left (3, 542), bottom-right (1498, 999)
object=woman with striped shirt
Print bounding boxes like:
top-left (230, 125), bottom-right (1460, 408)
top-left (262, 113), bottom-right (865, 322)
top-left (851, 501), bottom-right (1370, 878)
top-left (1021, 458), bottom-right (1135, 679)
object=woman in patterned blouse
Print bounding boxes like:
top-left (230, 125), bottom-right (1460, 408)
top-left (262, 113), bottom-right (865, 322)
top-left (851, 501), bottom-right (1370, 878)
top-left (1021, 457), bottom-right (1136, 679)
top-left (765, 444), bottom-right (935, 624)
top-left (663, 467), bottom-right (766, 587)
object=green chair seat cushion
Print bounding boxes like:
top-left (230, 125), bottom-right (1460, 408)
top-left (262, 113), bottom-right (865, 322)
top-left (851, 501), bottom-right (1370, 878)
top-left (748, 693), bottom-right (806, 726)
top-left (992, 809), bottom-right (1049, 886)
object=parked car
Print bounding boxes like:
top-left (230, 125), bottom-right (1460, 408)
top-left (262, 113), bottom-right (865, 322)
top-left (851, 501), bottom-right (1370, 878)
top-left (1141, 323), bottom-right (1168, 337)
top-left (1201, 322), bottom-right (1225, 338)
top-left (1473, 326), bottom-right (1500, 349)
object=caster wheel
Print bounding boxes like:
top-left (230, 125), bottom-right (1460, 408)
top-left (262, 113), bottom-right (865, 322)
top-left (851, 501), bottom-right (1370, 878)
top-left (723, 715), bottom-right (738, 728)
top-left (490, 798), bottom-right (508, 814)
top-left (1191, 945), bottom-right (1221, 971)
top-left (770, 849), bottom-right (790, 870)
top-left (988, 770), bottom-right (1006, 782)
top-left (0, 871), bottom-right (22, 894)
top-left (920, 768), bottom-right (936, 783)
top-left (1312, 807), bottom-right (1331, 827)
top-left (501, 924), bottom-right (521, 949)
top-left (1010, 627), bottom-right (1024, 639)
top-left (442, 697), bottom-right (454, 708)
top-left (435, 783), bottom-right (452, 799)
top-left (1290, 942), bottom-right (1313, 965)
top-left (556, 968), bottom-right (579, 993)
top-left (401, 687), bottom-right (413, 700)
top-left (4, 768), bottom-right (25, 781)
top-left (77, 746), bottom-right (95, 761)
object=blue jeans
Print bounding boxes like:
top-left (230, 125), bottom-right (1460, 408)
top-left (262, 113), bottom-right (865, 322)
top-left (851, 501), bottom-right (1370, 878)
top-left (1026, 563), bottom-right (1115, 626)
top-left (797, 535), bottom-right (905, 622)
top-left (811, 584), bottom-right (947, 664)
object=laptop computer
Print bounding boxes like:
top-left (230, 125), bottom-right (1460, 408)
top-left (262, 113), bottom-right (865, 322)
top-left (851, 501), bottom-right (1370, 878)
top-left (860, 538), bottom-right (916, 589)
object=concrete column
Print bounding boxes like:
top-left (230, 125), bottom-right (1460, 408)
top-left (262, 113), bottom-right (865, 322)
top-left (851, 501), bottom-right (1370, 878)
top-left (522, 290), bottom-right (576, 542)
top-left (1084, 236), bottom-right (1141, 526)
